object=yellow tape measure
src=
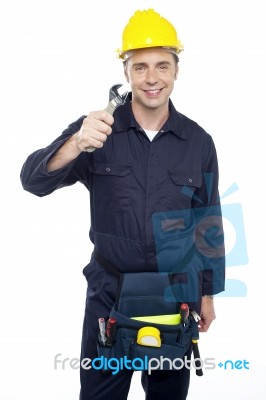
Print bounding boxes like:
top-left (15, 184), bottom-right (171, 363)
top-left (137, 326), bottom-right (161, 347)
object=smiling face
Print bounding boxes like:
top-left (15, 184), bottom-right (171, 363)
top-left (124, 47), bottom-right (178, 113)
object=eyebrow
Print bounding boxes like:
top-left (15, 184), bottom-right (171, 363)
top-left (131, 61), bottom-right (172, 68)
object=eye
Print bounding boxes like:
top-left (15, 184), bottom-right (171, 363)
top-left (158, 64), bottom-right (168, 70)
top-left (134, 65), bottom-right (146, 71)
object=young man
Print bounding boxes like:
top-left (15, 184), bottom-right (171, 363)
top-left (21, 9), bottom-right (225, 400)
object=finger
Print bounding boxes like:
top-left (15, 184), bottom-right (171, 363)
top-left (77, 128), bottom-right (108, 152)
top-left (93, 120), bottom-right (112, 135)
top-left (81, 132), bottom-right (107, 149)
top-left (83, 118), bottom-right (112, 136)
top-left (88, 110), bottom-right (114, 127)
top-left (198, 321), bottom-right (205, 332)
top-left (199, 318), bottom-right (213, 332)
top-left (89, 130), bottom-right (109, 143)
top-left (85, 137), bottom-right (104, 149)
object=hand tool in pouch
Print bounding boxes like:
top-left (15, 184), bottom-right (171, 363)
top-left (191, 310), bottom-right (203, 376)
top-left (105, 317), bottom-right (117, 347)
top-left (98, 317), bottom-right (107, 345)
top-left (86, 83), bottom-right (128, 152)
top-left (180, 303), bottom-right (189, 326)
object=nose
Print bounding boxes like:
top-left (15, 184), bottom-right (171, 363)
top-left (145, 68), bottom-right (158, 85)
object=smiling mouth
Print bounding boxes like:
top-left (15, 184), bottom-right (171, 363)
top-left (143, 88), bottom-right (163, 96)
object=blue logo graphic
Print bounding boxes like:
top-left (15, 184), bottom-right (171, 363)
top-left (217, 359), bottom-right (249, 370)
top-left (152, 177), bottom-right (248, 301)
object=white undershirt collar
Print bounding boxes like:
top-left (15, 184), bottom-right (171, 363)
top-left (143, 129), bottom-right (158, 142)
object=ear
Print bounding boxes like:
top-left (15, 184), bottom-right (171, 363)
top-left (124, 64), bottom-right (130, 83)
top-left (174, 64), bottom-right (179, 80)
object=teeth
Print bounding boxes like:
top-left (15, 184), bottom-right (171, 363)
top-left (146, 89), bottom-right (160, 94)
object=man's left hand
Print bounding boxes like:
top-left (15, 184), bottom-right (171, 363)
top-left (198, 297), bottom-right (216, 332)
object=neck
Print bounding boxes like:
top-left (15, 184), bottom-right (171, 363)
top-left (131, 101), bottom-right (169, 131)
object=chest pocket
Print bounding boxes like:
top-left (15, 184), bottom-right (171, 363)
top-left (89, 162), bottom-right (132, 213)
top-left (169, 169), bottom-right (202, 187)
top-left (167, 168), bottom-right (202, 209)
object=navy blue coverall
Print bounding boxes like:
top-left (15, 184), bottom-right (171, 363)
top-left (20, 94), bottom-right (225, 400)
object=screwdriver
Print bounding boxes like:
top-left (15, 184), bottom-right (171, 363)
top-left (98, 317), bottom-right (106, 346)
top-left (180, 303), bottom-right (189, 326)
top-left (105, 317), bottom-right (117, 347)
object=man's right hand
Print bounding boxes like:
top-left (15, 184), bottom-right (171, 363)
top-left (76, 110), bottom-right (114, 152)
top-left (47, 111), bottom-right (114, 172)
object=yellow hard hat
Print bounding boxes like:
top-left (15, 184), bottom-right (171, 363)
top-left (117, 9), bottom-right (183, 59)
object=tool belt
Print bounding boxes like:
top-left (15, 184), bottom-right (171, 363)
top-left (94, 250), bottom-right (202, 375)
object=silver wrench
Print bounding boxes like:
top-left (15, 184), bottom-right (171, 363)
top-left (86, 83), bottom-right (128, 152)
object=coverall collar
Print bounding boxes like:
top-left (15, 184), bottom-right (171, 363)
top-left (113, 92), bottom-right (187, 140)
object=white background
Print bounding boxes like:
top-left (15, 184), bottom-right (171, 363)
top-left (0, 0), bottom-right (265, 398)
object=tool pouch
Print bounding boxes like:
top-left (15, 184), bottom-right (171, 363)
top-left (95, 252), bottom-right (199, 373)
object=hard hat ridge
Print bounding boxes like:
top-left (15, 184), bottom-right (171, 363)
top-left (117, 9), bottom-right (183, 60)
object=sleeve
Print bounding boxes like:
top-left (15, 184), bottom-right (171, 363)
top-left (193, 133), bottom-right (226, 296)
top-left (20, 116), bottom-right (89, 197)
